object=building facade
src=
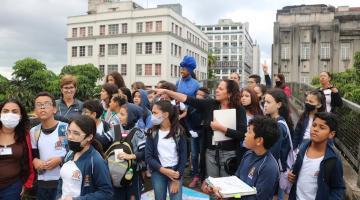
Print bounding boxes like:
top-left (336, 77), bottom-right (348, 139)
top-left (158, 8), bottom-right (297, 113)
top-left (67, 0), bottom-right (208, 88)
top-left (273, 5), bottom-right (360, 83)
top-left (200, 19), bottom-right (255, 84)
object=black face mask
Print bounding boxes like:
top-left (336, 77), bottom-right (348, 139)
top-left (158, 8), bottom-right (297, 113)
top-left (305, 103), bottom-right (317, 112)
top-left (68, 140), bottom-right (84, 153)
top-left (275, 81), bottom-right (282, 87)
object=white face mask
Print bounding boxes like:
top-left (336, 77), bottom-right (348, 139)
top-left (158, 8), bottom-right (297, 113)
top-left (0, 113), bottom-right (21, 129)
top-left (151, 114), bottom-right (164, 125)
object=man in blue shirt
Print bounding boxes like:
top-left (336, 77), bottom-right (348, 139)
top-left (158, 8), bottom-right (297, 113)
top-left (204, 116), bottom-right (280, 200)
top-left (176, 55), bottom-right (199, 97)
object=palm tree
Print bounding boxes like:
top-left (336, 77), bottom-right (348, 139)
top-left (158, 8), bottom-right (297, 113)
top-left (207, 52), bottom-right (216, 79)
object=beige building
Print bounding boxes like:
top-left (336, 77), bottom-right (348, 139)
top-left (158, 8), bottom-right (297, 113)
top-left (67, 0), bottom-right (208, 88)
top-left (272, 4), bottom-right (360, 83)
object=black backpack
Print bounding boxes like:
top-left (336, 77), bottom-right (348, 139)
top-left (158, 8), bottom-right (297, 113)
top-left (105, 125), bottom-right (140, 188)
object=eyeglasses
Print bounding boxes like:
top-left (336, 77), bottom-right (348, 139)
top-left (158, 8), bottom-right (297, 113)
top-left (67, 129), bottom-right (86, 137)
top-left (35, 102), bottom-right (53, 109)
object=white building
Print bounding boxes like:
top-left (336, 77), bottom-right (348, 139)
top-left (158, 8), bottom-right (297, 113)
top-left (200, 19), bottom-right (255, 84)
top-left (67, 0), bottom-right (208, 88)
top-left (252, 42), bottom-right (261, 75)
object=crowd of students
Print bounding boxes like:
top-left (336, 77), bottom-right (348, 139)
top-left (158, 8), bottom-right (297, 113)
top-left (0, 55), bottom-right (346, 200)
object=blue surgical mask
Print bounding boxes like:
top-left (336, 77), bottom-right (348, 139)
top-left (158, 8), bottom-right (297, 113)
top-left (151, 114), bottom-right (164, 125)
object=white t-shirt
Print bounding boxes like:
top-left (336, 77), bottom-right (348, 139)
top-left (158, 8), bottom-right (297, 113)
top-left (296, 153), bottom-right (324, 200)
top-left (157, 130), bottom-right (178, 167)
top-left (303, 116), bottom-right (313, 140)
top-left (30, 122), bottom-right (68, 181)
top-left (323, 89), bottom-right (332, 112)
top-left (246, 114), bottom-right (254, 126)
top-left (96, 121), bottom-right (104, 136)
top-left (60, 160), bottom-right (82, 198)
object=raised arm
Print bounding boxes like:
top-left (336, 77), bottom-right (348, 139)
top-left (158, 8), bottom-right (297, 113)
top-left (155, 89), bottom-right (187, 103)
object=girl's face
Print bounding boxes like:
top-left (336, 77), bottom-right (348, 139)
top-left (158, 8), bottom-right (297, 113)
top-left (319, 72), bottom-right (330, 85)
top-left (67, 122), bottom-right (91, 145)
top-left (305, 94), bottom-right (321, 108)
top-left (133, 92), bottom-right (141, 106)
top-left (1, 102), bottom-right (21, 116)
top-left (241, 90), bottom-right (252, 106)
top-left (215, 81), bottom-right (229, 102)
top-left (108, 98), bottom-right (118, 111)
top-left (264, 94), bottom-right (281, 116)
top-left (253, 86), bottom-right (263, 98)
top-left (107, 76), bottom-right (115, 85)
top-left (100, 89), bottom-right (109, 101)
top-left (148, 93), bottom-right (155, 102)
top-left (118, 107), bottom-right (128, 125)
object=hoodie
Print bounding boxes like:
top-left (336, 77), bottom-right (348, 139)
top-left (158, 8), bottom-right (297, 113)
top-left (134, 90), bottom-right (152, 131)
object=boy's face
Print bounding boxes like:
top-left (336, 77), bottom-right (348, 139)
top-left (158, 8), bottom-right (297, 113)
top-left (247, 78), bottom-right (257, 89)
top-left (310, 117), bottom-right (335, 143)
top-left (148, 93), bottom-right (155, 102)
top-left (196, 90), bottom-right (207, 99)
top-left (243, 125), bottom-right (262, 150)
top-left (34, 96), bottom-right (56, 121)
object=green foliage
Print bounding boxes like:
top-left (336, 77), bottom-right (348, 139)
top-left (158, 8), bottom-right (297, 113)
top-left (0, 74), bottom-right (9, 102)
top-left (60, 64), bottom-right (102, 100)
top-left (207, 53), bottom-right (216, 79)
top-left (354, 51), bottom-right (360, 75)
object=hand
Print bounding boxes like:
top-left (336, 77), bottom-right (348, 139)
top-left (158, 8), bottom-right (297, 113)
top-left (33, 158), bottom-right (47, 170)
top-left (288, 170), bottom-right (296, 183)
top-left (45, 157), bottom-right (62, 170)
top-left (262, 63), bottom-right (269, 74)
top-left (170, 180), bottom-right (180, 194)
top-left (154, 89), bottom-right (168, 96)
top-left (189, 130), bottom-right (198, 138)
top-left (213, 187), bottom-right (224, 199)
top-left (210, 120), bottom-right (226, 133)
top-left (160, 168), bottom-right (179, 180)
top-left (331, 87), bottom-right (338, 93)
top-left (201, 181), bottom-right (213, 194)
top-left (117, 152), bottom-right (135, 160)
top-left (62, 196), bottom-right (73, 200)
top-left (20, 186), bottom-right (25, 197)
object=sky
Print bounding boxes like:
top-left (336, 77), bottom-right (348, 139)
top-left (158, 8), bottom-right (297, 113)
top-left (0, 0), bottom-right (359, 79)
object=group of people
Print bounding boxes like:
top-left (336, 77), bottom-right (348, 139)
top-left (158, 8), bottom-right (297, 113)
top-left (0, 55), bottom-right (345, 200)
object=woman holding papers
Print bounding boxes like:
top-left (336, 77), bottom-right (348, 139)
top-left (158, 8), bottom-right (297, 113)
top-left (155, 79), bottom-right (247, 181)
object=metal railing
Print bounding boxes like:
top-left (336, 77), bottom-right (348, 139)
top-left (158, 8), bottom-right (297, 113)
top-left (288, 82), bottom-right (360, 187)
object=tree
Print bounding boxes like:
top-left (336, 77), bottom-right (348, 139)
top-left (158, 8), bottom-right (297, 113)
top-left (60, 64), bottom-right (102, 100)
top-left (207, 53), bottom-right (216, 79)
top-left (354, 51), bottom-right (360, 76)
top-left (0, 74), bottom-right (9, 102)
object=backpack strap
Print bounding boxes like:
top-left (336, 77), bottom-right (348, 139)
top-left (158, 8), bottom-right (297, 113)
top-left (34, 124), bottom-right (42, 148)
top-left (278, 120), bottom-right (294, 151)
top-left (58, 123), bottom-right (69, 151)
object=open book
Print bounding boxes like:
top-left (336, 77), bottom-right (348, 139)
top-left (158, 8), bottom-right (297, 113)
top-left (206, 176), bottom-right (257, 198)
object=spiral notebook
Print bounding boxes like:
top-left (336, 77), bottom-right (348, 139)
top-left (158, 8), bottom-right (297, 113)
top-left (206, 176), bottom-right (257, 198)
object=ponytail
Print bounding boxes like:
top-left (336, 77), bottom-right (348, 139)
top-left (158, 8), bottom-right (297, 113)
top-left (91, 139), bottom-right (105, 159)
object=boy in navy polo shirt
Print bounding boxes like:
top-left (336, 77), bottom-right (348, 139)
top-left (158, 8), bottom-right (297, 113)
top-left (204, 116), bottom-right (280, 200)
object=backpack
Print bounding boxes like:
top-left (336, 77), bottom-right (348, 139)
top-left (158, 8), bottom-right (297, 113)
top-left (34, 122), bottom-right (68, 151)
top-left (105, 126), bottom-right (140, 188)
top-left (278, 120), bottom-right (296, 194)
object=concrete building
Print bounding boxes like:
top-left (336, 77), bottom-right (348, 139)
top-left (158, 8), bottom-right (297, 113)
top-left (273, 4), bottom-right (360, 84)
top-left (200, 19), bottom-right (255, 84)
top-left (67, 0), bottom-right (208, 88)
top-left (252, 42), bottom-right (261, 75)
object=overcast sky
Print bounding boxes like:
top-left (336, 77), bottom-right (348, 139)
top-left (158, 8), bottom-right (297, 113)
top-left (0, 0), bottom-right (359, 78)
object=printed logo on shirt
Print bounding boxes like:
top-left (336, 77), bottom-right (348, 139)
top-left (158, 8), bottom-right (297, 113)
top-left (83, 175), bottom-right (91, 187)
top-left (248, 167), bottom-right (256, 179)
top-left (72, 170), bottom-right (81, 181)
top-left (55, 139), bottom-right (63, 150)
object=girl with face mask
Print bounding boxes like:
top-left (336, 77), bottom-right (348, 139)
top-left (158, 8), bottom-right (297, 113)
top-left (293, 90), bottom-right (326, 150)
top-left (274, 74), bottom-right (292, 97)
top-left (145, 100), bottom-right (187, 200)
top-left (0, 99), bottom-right (34, 200)
top-left (57, 115), bottom-right (113, 200)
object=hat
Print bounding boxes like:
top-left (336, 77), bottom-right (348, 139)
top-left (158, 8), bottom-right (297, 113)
top-left (180, 56), bottom-right (196, 72)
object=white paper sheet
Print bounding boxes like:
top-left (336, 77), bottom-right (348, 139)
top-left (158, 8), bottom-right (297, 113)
top-left (212, 109), bottom-right (236, 142)
top-left (207, 176), bottom-right (257, 198)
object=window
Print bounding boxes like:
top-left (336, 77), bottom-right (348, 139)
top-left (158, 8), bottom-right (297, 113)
top-left (155, 64), bottom-right (161, 76)
top-left (174, 65), bottom-right (178, 77)
top-left (215, 35), bottom-right (221, 40)
top-left (223, 26), bottom-right (229, 30)
top-left (108, 24), bottom-right (119, 35)
top-left (300, 43), bottom-right (310, 60)
top-left (72, 28), bottom-right (77, 38)
top-left (107, 65), bottom-right (118, 74)
top-left (88, 26), bottom-right (93, 36)
top-left (231, 26), bottom-right (237, 30)
top-left (72, 46), bottom-right (77, 57)
top-left (214, 42), bottom-right (221, 48)
top-left (156, 21), bottom-right (162, 32)
top-left (208, 35), bottom-right (213, 40)
top-left (171, 65), bottom-right (174, 77)
top-left (340, 43), bottom-right (350, 60)
top-left (172, 23), bottom-right (174, 33)
top-left (108, 44), bottom-right (118, 55)
top-left (136, 64), bottom-right (142, 75)
top-left (281, 44), bottom-right (290, 60)
top-left (146, 22), bottom-right (153, 32)
top-left (320, 43), bottom-right (330, 60)
top-left (79, 27), bottom-right (86, 37)
top-left (136, 22), bottom-right (143, 33)
top-left (99, 65), bottom-right (105, 76)
top-left (155, 42), bottom-right (162, 54)
top-left (179, 27), bottom-right (182, 37)
top-left (145, 64), bottom-right (152, 75)
top-left (231, 42), bottom-right (237, 47)
top-left (231, 48), bottom-right (237, 54)
top-left (121, 23), bottom-right (128, 34)
top-left (231, 55), bottom-right (237, 61)
top-left (223, 35), bottom-right (229, 40)
top-left (178, 46), bottom-right (181, 57)
top-left (174, 45), bottom-right (178, 56)
top-left (145, 42), bottom-right (152, 54)
top-left (207, 27), bottom-right (213, 31)
top-left (121, 64), bottom-right (127, 75)
top-left (215, 27), bottom-right (221, 30)
top-left (223, 42), bottom-right (229, 47)
top-left (175, 25), bottom-right (178, 35)
top-left (100, 25), bottom-right (105, 36)
top-left (79, 46), bottom-right (85, 57)
top-left (121, 43), bottom-right (127, 55)
top-left (87, 45), bottom-right (93, 56)
top-left (231, 35), bottom-right (237, 41)
top-left (99, 44), bottom-right (105, 56)
top-left (136, 43), bottom-right (142, 54)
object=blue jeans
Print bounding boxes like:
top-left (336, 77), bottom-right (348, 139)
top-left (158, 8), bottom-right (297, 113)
top-left (190, 136), bottom-right (200, 176)
top-left (151, 171), bottom-right (183, 200)
top-left (37, 185), bottom-right (58, 200)
top-left (0, 179), bottom-right (22, 200)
